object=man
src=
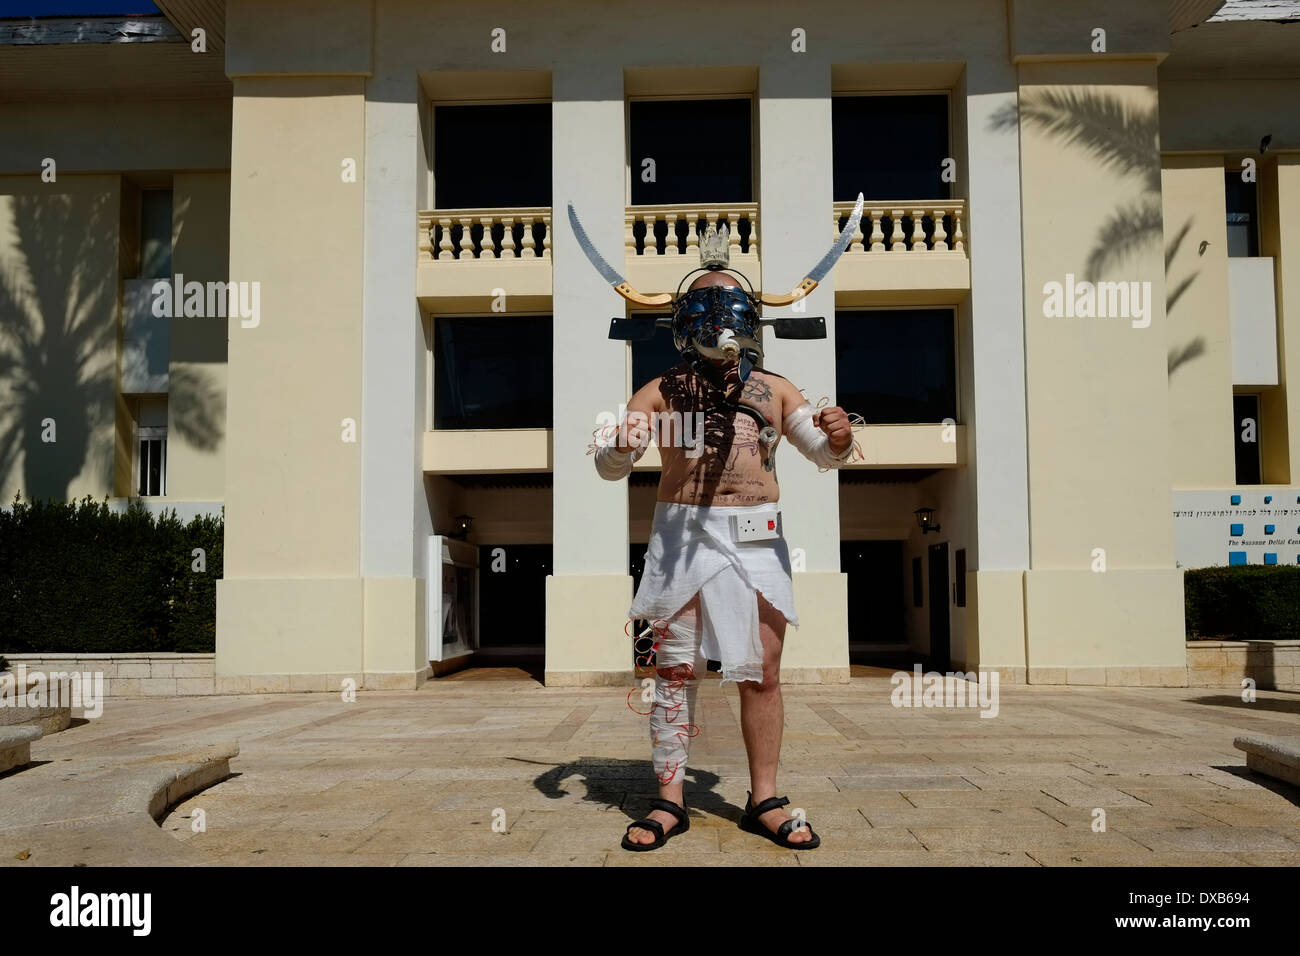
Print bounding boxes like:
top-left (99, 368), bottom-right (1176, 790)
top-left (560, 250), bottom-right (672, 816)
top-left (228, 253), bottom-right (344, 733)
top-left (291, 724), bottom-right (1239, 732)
top-left (593, 269), bottom-right (855, 850)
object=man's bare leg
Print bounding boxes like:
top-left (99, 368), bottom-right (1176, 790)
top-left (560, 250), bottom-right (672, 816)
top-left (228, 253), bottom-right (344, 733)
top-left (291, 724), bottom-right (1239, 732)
top-left (735, 593), bottom-right (812, 842)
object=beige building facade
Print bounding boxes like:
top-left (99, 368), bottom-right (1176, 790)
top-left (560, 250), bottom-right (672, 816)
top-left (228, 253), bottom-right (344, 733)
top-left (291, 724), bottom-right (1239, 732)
top-left (1, 0), bottom-right (1298, 690)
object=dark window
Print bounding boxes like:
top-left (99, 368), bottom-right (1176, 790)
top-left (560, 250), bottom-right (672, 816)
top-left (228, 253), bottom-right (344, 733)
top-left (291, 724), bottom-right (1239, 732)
top-left (434, 104), bottom-right (551, 208)
top-left (954, 548), bottom-right (966, 607)
top-left (478, 544), bottom-right (550, 647)
top-left (632, 320), bottom-right (681, 392)
top-left (1234, 394), bottom-right (1261, 485)
top-left (911, 556), bottom-right (923, 607)
top-left (434, 316), bottom-right (553, 429)
top-left (835, 309), bottom-right (956, 424)
top-left (842, 540), bottom-right (906, 642)
top-left (137, 437), bottom-right (165, 496)
top-left (139, 189), bottom-right (172, 279)
top-left (832, 95), bottom-right (950, 201)
top-left (1224, 169), bottom-right (1259, 258)
top-left (629, 98), bottom-right (752, 205)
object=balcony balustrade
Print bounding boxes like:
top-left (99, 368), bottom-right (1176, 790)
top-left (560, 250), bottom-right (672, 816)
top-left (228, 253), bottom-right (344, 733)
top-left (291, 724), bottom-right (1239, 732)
top-left (835, 200), bottom-right (966, 255)
top-left (416, 198), bottom-right (970, 306)
top-left (833, 199), bottom-right (969, 303)
top-left (623, 203), bottom-right (758, 258)
top-left (420, 207), bottom-right (552, 261)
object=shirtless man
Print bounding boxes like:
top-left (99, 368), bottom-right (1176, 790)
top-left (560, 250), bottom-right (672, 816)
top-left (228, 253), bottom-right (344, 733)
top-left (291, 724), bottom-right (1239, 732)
top-left (595, 270), bottom-right (853, 850)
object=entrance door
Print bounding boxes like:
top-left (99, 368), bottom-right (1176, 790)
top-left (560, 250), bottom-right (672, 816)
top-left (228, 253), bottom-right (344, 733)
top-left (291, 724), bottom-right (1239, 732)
top-left (478, 544), bottom-right (549, 651)
top-left (927, 542), bottom-right (950, 671)
top-left (427, 535), bottom-right (480, 662)
top-left (842, 540), bottom-right (906, 645)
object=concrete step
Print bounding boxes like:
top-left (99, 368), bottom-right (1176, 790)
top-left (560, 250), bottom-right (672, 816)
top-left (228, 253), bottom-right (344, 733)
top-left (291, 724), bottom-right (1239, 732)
top-left (0, 739), bottom-right (239, 866)
top-left (0, 725), bottom-right (43, 774)
top-left (1233, 734), bottom-right (1300, 788)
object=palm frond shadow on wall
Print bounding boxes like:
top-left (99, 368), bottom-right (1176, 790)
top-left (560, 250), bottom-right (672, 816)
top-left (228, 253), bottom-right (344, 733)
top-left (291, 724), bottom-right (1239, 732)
top-left (0, 192), bottom-right (224, 503)
top-left (989, 88), bottom-right (1204, 376)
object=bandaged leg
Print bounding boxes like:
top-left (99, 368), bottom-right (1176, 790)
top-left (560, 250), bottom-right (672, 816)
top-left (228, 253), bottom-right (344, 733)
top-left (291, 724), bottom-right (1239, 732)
top-left (649, 602), bottom-right (708, 786)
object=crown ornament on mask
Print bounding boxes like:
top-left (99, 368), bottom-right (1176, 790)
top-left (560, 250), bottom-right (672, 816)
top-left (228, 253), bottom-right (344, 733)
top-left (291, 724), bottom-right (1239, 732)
top-left (698, 221), bottom-right (730, 270)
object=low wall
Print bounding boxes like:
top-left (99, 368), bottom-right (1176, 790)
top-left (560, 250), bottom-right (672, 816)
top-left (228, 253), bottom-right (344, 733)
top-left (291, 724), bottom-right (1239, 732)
top-left (2, 653), bottom-right (217, 698)
top-left (7, 644), bottom-right (1296, 697)
top-left (1186, 640), bottom-right (1300, 692)
top-left (0, 670), bottom-right (72, 733)
top-left (0, 654), bottom-right (427, 697)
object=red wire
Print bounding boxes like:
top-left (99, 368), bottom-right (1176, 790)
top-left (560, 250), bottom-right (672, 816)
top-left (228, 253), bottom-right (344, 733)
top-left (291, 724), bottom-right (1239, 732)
top-left (625, 619), bottom-right (699, 780)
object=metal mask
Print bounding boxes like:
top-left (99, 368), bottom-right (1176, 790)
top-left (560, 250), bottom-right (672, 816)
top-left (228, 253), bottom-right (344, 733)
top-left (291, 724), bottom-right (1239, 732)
top-left (670, 285), bottom-right (763, 366)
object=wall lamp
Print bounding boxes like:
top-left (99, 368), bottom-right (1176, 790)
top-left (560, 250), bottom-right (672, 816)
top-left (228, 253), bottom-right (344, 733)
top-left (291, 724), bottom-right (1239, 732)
top-left (914, 507), bottom-right (941, 535)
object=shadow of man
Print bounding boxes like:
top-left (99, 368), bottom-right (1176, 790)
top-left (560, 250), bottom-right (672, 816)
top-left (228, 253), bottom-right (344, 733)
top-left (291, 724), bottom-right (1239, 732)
top-left (515, 756), bottom-right (737, 826)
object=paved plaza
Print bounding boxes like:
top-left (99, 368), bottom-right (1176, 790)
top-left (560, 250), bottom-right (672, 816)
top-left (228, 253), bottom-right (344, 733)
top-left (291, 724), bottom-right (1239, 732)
top-left (4, 667), bottom-right (1300, 866)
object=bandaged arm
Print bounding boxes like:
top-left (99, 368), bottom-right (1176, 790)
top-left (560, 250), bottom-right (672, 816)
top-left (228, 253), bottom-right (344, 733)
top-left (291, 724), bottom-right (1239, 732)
top-left (594, 441), bottom-right (647, 481)
top-left (783, 403), bottom-right (854, 469)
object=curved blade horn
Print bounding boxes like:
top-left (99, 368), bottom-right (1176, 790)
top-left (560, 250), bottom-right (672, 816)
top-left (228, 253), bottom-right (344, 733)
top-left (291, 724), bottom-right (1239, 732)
top-left (566, 203), bottom-right (672, 307)
top-left (759, 192), bottom-right (864, 307)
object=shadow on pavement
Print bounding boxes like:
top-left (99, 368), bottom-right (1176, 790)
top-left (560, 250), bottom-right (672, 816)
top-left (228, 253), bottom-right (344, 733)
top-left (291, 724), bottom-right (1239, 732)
top-left (509, 755), bottom-right (739, 824)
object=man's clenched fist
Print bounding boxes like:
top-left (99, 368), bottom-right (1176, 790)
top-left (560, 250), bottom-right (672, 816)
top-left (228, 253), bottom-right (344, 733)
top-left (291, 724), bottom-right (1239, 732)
top-left (616, 411), bottom-right (653, 454)
top-left (813, 406), bottom-right (853, 456)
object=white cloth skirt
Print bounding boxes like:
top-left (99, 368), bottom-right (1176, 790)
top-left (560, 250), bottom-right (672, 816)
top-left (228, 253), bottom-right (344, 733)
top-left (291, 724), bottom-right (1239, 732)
top-left (629, 502), bottom-right (799, 684)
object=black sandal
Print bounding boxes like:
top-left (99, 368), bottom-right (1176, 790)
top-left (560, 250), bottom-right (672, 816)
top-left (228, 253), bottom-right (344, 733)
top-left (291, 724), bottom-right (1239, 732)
top-left (739, 792), bottom-right (821, 849)
top-left (621, 798), bottom-right (691, 851)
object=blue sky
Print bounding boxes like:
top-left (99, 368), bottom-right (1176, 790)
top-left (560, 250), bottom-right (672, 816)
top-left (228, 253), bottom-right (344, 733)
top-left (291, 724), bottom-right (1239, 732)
top-left (0, 1), bottom-right (160, 15)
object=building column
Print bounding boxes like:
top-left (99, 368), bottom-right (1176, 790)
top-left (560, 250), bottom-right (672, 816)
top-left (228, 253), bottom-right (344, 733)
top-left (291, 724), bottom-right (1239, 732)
top-left (215, 1), bottom-right (373, 689)
top-left (1263, 155), bottom-right (1300, 482)
top-left (1015, 51), bottom-right (1186, 682)
top-left (959, 56), bottom-right (1032, 679)
top-left (757, 60), bottom-right (849, 683)
top-left (545, 62), bottom-right (633, 686)
top-left (359, 50), bottom-right (429, 688)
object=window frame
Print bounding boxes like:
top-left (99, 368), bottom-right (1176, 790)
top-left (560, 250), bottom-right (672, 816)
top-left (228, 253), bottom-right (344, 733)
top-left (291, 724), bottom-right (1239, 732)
top-left (430, 310), bottom-right (555, 431)
top-left (137, 186), bottom-right (174, 281)
top-left (427, 96), bottom-right (554, 212)
top-left (829, 89), bottom-right (955, 202)
top-left (1232, 391), bottom-right (1263, 486)
top-left (833, 305), bottom-right (962, 425)
top-left (136, 425), bottom-right (167, 497)
top-left (624, 92), bottom-right (758, 207)
top-left (1223, 159), bottom-right (1262, 259)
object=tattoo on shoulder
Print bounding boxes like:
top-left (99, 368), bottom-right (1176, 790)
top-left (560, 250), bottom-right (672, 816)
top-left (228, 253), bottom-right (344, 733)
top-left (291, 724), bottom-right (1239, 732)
top-left (741, 377), bottom-right (773, 403)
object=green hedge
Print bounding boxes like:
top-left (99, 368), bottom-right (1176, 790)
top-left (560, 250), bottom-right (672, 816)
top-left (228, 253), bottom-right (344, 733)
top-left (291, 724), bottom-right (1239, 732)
top-left (0, 495), bottom-right (222, 654)
top-left (1185, 564), bottom-right (1300, 641)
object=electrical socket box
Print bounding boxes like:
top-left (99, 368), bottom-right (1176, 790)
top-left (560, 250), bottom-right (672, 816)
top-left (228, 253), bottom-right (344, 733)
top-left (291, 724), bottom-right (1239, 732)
top-left (730, 511), bottom-right (782, 542)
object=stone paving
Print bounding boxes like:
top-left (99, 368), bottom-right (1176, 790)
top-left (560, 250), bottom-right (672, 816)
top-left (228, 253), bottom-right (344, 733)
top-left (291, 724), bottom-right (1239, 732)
top-left (7, 666), bottom-right (1300, 866)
